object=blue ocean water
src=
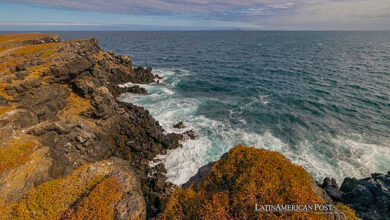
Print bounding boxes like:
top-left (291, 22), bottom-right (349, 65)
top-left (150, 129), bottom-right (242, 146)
top-left (59, 31), bottom-right (390, 185)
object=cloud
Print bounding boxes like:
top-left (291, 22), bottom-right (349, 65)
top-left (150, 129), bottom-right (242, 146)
top-left (266, 0), bottom-right (390, 29)
top-left (0, 21), bottom-right (100, 26)
top-left (266, 3), bottom-right (294, 9)
top-left (0, 0), bottom-right (389, 30)
top-left (2, 0), bottom-right (289, 14)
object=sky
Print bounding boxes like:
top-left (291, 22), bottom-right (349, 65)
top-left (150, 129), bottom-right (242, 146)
top-left (0, 0), bottom-right (389, 31)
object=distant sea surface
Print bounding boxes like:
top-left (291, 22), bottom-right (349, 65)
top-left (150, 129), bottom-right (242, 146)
top-left (57, 31), bottom-right (390, 185)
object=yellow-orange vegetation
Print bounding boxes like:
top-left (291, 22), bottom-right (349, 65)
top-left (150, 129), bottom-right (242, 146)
top-left (62, 176), bottom-right (123, 220)
top-left (0, 105), bottom-right (13, 116)
top-left (0, 83), bottom-right (12, 100)
top-left (0, 139), bottom-right (38, 175)
top-left (0, 164), bottom-right (106, 220)
top-left (159, 145), bottom-right (331, 220)
top-left (336, 204), bottom-right (359, 220)
top-left (0, 33), bottom-right (63, 78)
top-left (58, 91), bottom-right (92, 123)
top-left (0, 33), bottom-right (52, 44)
top-left (0, 79), bottom-right (14, 116)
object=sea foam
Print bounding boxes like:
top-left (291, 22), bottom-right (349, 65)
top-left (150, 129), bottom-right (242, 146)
top-left (119, 68), bottom-right (390, 185)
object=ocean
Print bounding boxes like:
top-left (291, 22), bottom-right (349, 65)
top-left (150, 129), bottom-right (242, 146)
top-left (58, 31), bottom-right (390, 185)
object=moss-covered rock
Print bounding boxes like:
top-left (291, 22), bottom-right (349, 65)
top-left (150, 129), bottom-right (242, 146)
top-left (159, 145), bottom-right (357, 219)
top-left (0, 158), bottom-right (145, 220)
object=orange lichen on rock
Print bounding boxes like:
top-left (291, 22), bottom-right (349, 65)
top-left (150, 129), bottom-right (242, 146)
top-left (0, 84), bottom-right (12, 100)
top-left (58, 91), bottom-right (92, 123)
top-left (0, 105), bottom-right (13, 116)
top-left (0, 139), bottom-right (38, 175)
top-left (0, 163), bottom-right (105, 220)
top-left (10, 41), bottom-right (62, 59)
top-left (159, 145), bottom-right (328, 219)
top-left (0, 33), bottom-right (62, 78)
top-left (62, 176), bottom-right (124, 220)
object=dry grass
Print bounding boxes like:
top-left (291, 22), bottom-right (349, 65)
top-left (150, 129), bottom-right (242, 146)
top-left (335, 204), bottom-right (359, 220)
top-left (0, 139), bottom-right (38, 175)
top-left (0, 81), bottom-right (13, 101)
top-left (62, 177), bottom-right (123, 220)
top-left (0, 164), bottom-right (105, 219)
top-left (0, 33), bottom-right (51, 45)
top-left (0, 106), bottom-right (13, 116)
top-left (58, 91), bottom-right (92, 123)
top-left (11, 42), bottom-right (58, 57)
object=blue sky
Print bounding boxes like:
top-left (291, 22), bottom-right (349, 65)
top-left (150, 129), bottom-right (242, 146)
top-left (0, 0), bottom-right (389, 30)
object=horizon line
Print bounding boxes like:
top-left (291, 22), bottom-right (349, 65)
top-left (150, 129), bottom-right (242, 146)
top-left (1, 29), bottom-right (390, 32)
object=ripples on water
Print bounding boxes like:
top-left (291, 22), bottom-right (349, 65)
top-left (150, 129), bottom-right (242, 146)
top-left (59, 31), bottom-right (390, 185)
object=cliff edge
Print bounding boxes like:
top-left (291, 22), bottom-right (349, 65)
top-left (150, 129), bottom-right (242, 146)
top-left (0, 33), bottom-right (384, 220)
top-left (0, 33), bottom-right (179, 219)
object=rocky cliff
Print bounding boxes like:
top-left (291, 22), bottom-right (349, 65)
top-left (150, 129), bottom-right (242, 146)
top-left (0, 33), bottom-right (386, 220)
top-left (319, 173), bottom-right (390, 220)
top-left (0, 33), bottom-right (179, 219)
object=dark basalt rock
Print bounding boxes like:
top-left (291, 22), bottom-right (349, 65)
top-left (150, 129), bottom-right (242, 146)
top-left (125, 85), bottom-right (148, 95)
top-left (174, 121), bottom-right (186, 129)
top-left (15, 63), bottom-right (28, 72)
top-left (0, 36), bottom-right (181, 219)
top-left (182, 130), bottom-right (196, 140)
top-left (24, 35), bottom-right (61, 45)
top-left (133, 66), bottom-right (155, 84)
top-left (320, 172), bottom-right (390, 220)
top-left (0, 95), bottom-right (9, 107)
top-left (183, 162), bottom-right (215, 188)
top-left (117, 55), bottom-right (132, 65)
top-left (318, 177), bottom-right (343, 201)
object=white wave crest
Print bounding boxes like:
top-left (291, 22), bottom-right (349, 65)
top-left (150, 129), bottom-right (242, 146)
top-left (119, 68), bottom-right (390, 186)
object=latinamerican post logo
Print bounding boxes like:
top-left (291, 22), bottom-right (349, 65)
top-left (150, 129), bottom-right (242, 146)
top-left (255, 204), bottom-right (334, 213)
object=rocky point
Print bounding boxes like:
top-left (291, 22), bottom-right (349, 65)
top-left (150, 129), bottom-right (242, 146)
top-left (0, 33), bottom-right (179, 219)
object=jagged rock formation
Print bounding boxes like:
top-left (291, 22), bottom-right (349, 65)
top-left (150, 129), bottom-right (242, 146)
top-left (0, 33), bottom-right (376, 220)
top-left (0, 33), bottom-right (180, 219)
top-left (320, 172), bottom-right (390, 220)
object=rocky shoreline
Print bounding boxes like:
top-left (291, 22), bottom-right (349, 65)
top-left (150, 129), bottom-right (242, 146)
top-left (319, 173), bottom-right (390, 220)
top-left (0, 33), bottom-right (388, 219)
top-left (0, 33), bottom-right (180, 218)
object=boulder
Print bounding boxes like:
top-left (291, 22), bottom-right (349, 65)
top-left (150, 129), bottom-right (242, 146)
top-left (174, 121), bottom-right (186, 129)
top-left (321, 172), bottom-right (390, 220)
top-left (319, 177), bottom-right (343, 201)
top-left (126, 85), bottom-right (148, 94)
top-left (0, 95), bottom-right (8, 107)
top-left (182, 130), bottom-right (196, 140)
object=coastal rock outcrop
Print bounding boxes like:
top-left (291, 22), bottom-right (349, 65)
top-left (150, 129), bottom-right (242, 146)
top-left (0, 33), bottom-right (179, 219)
top-left (0, 158), bottom-right (146, 219)
top-left (125, 85), bottom-right (148, 94)
top-left (320, 172), bottom-right (390, 220)
top-left (0, 33), bottom-right (375, 220)
top-left (159, 145), bottom-right (356, 219)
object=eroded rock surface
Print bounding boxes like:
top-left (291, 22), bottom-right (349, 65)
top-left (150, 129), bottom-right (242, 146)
top-left (320, 172), bottom-right (390, 220)
top-left (0, 33), bottom-right (180, 219)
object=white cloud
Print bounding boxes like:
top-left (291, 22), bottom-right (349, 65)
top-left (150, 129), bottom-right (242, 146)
top-left (0, 21), bottom-right (100, 26)
top-left (268, 0), bottom-right (390, 29)
top-left (267, 2), bottom-right (294, 9)
top-left (1, 0), bottom-right (389, 30)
